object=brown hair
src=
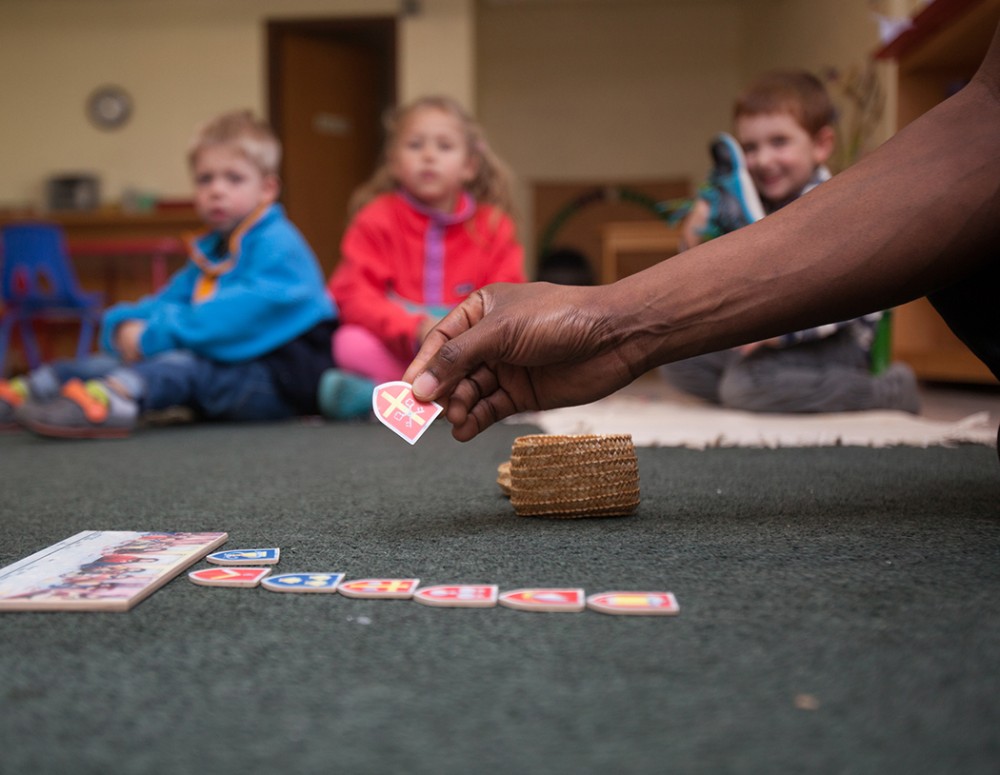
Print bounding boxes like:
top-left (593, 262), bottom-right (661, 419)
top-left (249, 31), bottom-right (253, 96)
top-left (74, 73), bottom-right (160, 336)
top-left (348, 95), bottom-right (517, 220)
top-left (733, 70), bottom-right (836, 136)
top-left (187, 110), bottom-right (281, 176)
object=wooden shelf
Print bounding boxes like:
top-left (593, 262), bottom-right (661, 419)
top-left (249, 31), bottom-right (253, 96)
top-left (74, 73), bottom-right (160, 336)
top-left (532, 178), bottom-right (689, 281)
top-left (1, 207), bottom-right (198, 296)
top-left (0, 207), bottom-right (202, 240)
top-left (600, 221), bottom-right (681, 285)
top-left (892, 299), bottom-right (997, 383)
top-left (0, 208), bottom-right (200, 371)
top-left (875, 0), bottom-right (1000, 384)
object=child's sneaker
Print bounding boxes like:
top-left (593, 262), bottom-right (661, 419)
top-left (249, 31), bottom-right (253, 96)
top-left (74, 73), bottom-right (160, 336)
top-left (17, 378), bottom-right (139, 439)
top-left (0, 378), bottom-right (29, 431)
top-left (318, 369), bottom-right (375, 421)
top-left (700, 132), bottom-right (765, 238)
top-left (873, 363), bottom-right (921, 414)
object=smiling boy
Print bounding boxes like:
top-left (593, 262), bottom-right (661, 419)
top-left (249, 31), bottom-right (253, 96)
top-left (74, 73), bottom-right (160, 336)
top-left (662, 71), bottom-right (920, 414)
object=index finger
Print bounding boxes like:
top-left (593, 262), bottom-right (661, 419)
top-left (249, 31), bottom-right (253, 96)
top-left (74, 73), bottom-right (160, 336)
top-left (403, 325), bottom-right (452, 389)
top-left (404, 293), bottom-right (487, 402)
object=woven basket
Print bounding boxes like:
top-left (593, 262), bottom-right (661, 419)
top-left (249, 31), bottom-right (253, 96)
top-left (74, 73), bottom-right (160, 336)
top-left (504, 433), bottom-right (639, 518)
top-left (496, 461), bottom-right (513, 496)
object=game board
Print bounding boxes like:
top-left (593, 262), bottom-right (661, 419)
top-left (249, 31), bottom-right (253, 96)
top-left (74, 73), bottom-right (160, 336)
top-left (0, 531), bottom-right (228, 612)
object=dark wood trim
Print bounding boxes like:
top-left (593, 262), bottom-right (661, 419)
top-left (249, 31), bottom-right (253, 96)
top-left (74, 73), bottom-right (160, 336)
top-left (874, 0), bottom-right (987, 60)
top-left (265, 16), bottom-right (397, 145)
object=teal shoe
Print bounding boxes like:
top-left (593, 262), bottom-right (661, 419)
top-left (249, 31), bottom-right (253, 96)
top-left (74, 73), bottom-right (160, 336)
top-left (700, 132), bottom-right (765, 238)
top-left (318, 369), bottom-right (375, 421)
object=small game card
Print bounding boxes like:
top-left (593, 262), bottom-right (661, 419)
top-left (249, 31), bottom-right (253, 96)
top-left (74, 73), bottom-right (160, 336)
top-left (337, 578), bottom-right (420, 599)
top-left (261, 573), bottom-right (344, 594)
top-left (585, 591), bottom-right (679, 616)
top-left (189, 567), bottom-right (272, 588)
top-left (498, 588), bottom-right (587, 613)
top-left (206, 548), bottom-right (280, 566)
top-left (373, 381), bottom-right (443, 445)
top-left (412, 584), bottom-right (499, 608)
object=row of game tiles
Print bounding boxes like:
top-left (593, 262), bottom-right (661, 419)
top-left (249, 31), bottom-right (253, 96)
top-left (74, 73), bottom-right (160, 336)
top-left (189, 547), bottom-right (679, 616)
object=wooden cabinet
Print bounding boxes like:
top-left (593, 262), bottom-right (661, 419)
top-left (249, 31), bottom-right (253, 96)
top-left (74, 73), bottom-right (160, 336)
top-left (0, 207), bottom-right (202, 242)
top-left (0, 208), bottom-right (200, 371)
top-left (600, 221), bottom-right (681, 285)
top-left (0, 207), bottom-right (200, 301)
top-left (531, 178), bottom-right (689, 282)
top-left (875, 0), bottom-right (1000, 383)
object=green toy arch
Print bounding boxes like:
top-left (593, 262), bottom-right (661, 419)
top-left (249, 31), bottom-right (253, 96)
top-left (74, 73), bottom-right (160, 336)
top-left (537, 186), bottom-right (691, 259)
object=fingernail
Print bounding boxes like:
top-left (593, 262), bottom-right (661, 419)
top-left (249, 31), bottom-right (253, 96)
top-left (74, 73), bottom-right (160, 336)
top-left (412, 372), bottom-right (438, 400)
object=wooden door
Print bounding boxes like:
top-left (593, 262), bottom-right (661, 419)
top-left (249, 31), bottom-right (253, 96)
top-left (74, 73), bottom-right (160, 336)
top-left (269, 20), bottom-right (395, 275)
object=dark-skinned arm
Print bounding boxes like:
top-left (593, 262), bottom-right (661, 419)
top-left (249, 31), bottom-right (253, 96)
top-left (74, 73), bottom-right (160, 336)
top-left (406, 23), bottom-right (1000, 441)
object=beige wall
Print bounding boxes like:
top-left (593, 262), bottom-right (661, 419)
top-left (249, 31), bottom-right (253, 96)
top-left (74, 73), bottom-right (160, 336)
top-left (476, 0), bottom-right (742, 249)
top-left (477, 0), bottom-right (891, 256)
top-left (0, 0), bottom-right (890, 242)
top-left (739, 0), bottom-right (882, 75)
top-left (738, 0), bottom-right (891, 168)
top-left (401, 0), bottom-right (475, 108)
top-left (0, 0), bottom-right (474, 209)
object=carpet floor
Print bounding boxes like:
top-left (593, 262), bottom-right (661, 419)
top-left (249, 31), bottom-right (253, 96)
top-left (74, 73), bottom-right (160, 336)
top-left (1, 420), bottom-right (998, 774)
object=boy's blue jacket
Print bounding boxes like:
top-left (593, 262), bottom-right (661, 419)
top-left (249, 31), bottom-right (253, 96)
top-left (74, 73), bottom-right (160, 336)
top-left (100, 203), bottom-right (335, 362)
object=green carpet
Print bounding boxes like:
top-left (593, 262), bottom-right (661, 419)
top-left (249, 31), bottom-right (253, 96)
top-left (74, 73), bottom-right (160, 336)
top-left (1, 420), bottom-right (998, 774)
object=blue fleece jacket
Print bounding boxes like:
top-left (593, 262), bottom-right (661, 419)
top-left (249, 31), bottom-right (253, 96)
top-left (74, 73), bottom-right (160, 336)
top-left (100, 204), bottom-right (335, 363)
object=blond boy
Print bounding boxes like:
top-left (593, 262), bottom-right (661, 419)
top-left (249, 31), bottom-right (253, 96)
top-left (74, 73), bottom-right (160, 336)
top-left (2, 110), bottom-right (369, 438)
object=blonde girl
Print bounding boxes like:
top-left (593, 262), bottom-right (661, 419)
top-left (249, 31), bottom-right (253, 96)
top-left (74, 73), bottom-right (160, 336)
top-left (319, 96), bottom-right (525, 413)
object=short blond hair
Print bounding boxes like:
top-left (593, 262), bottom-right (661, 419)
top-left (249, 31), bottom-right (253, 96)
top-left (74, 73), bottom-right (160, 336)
top-left (187, 110), bottom-right (281, 176)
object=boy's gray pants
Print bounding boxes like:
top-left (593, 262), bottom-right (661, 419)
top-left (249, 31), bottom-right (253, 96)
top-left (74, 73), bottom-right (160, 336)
top-left (659, 329), bottom-right (886, 413)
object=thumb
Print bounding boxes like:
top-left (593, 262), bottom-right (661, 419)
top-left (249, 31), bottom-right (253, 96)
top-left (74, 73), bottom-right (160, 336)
top-left (410, 319), bottom-right (500, 403)
top-left (405, 293), bottom-right (491, 401)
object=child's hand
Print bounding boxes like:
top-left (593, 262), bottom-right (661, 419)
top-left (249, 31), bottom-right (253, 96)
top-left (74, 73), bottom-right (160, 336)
top-left (738, 337), bottom-right (783, 356)
top-left (680, 198), bottom-right (712, 251)
top-left (114, 320), bottom-right (146, 363)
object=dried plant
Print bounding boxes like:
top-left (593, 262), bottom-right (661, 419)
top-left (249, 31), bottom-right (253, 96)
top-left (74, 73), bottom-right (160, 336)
top-left (822, 61), bottom-right (886, 172)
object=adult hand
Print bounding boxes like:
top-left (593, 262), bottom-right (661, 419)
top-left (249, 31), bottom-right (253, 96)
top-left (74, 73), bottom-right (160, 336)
top-left (409, 22), bottom-right (1000, 441)
top-left (113, 320), bottom-right (146, 363)
top-left (404, 282), bottom-right (643, 441)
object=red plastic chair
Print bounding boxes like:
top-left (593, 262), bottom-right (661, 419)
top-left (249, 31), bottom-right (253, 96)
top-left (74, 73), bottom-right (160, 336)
top-left (1, 223), bottom-right (104, 371)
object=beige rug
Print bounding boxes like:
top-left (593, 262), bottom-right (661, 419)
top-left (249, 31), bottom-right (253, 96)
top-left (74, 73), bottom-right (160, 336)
top-left (508, 395), bottom-right (998, 449)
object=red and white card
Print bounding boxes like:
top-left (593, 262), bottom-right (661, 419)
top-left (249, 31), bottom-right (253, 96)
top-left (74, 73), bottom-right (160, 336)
top-left (585, 591), bottom-right (679, 616)
top-left (412, 584), bottom-right (499, 608)
top-left (373, 381), bottom-right (443, 445)
top-left (188, 567), bottom-right (272, 588)
top-left (337, 578), bottom-right (421, 599)
top-left (498, 588), bottom-right (586, 613)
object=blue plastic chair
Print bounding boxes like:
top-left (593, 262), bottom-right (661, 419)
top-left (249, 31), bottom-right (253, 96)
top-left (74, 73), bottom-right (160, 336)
top-left (0, 223), bottom-right (104, 372)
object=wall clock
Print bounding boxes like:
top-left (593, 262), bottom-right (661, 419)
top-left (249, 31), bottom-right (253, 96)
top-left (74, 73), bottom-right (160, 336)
top-left (87, 85), bottom-right (132, 130)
